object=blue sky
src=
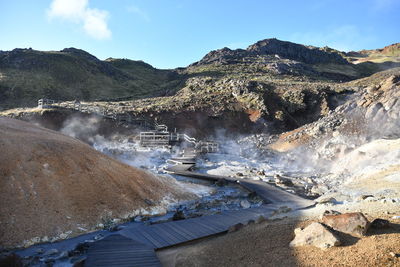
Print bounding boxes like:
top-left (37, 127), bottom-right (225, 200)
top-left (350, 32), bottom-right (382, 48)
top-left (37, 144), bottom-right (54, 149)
top-left (0, 0), bottom-right (399, 69)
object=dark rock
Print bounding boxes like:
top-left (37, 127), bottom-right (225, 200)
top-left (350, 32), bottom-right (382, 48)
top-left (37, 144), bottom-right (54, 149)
top-left (215, 179), bottom-right (228, 186)
top-left (256, 215), bottom-right (266, 224)
top-left (317, 197), bottom-right (337, 204)
top-left (247, 219), bottom-right (255, 225)
top-left (72, 242), bottom-right (91, 255)
top-left (322, 210), bottom-right (342, 217)
top-left (172, 210), bottom-right (185, 221)
top-left (274, 174), bottom-right (294, 187)
top-left (228, 223), bottom-right (244, 233)
top-left (370, 218), bottom-right (390, 229)
top-left (144, 199), bottom-right (154, 205)
top-left (359, 194), bottom-right (374, 200)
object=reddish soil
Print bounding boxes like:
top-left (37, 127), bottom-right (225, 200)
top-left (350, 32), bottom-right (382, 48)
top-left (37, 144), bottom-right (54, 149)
top-left (158, 216), bottom-right (400, 267)
top-left (0, 117), bottom-right (191, 248)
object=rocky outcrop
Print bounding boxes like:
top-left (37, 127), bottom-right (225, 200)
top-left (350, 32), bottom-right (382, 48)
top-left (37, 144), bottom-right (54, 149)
top-left (290, 222), bottom-right (341, 249)
top-left (269, 68), bottom-right (400, 153)
top-left (193, 38), bottom-right (349, 66)
top-left (322, 212), bottom-right (370, 237)
top-left (247, 38), bottom-right (349, 65)
top-left (191, 47), bottom-right (248, 65)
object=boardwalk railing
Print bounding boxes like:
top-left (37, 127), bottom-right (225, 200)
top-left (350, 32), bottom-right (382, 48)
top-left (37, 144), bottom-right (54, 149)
top-left (139, 132), bottom-right (171, 147)
top-left (37, 98), bottom-right (219, 152)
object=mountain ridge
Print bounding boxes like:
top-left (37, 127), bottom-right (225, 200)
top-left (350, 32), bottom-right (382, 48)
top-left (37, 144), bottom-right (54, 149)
top-left (0, 38), bottom-right (399, 111)
top-left (193, 38), bottom-right (349, 66)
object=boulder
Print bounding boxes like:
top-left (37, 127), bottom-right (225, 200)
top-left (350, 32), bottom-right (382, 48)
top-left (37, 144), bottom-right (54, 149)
top-left (240, 200), bottom-right (251, 209)
top-left (370, 218), bottom-right (390, 229)
top-left (290, 222), bottom-right (341, 249)
top-left (321, 210), bottom-right (341, 219)
top-left (322, 212), bottom-right (369, 237)
top-left (172, 210), bottom-right (185, 221)
top-left (255, 215), bottom-right (266, 224)
top-left (317, 197), bottom-right (337, 205)
top-left (274, 174), bottom-right (294, 187)
top-left (228, 223), bottom-right (244, 233)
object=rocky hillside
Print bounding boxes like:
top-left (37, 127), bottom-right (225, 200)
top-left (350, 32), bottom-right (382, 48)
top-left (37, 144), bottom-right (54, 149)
top-left (1, 39), bottom-right (400, 136)
top-left (349, 43), bottom-right (400, 63)
top-left (269, 67), bottom-right (400, 153)
top-left (0, 48), bottom-right (185, 110)
top-left (193, 38), bottom-right (348, 65)
top-left (1, 39), bottom-right (399, 111)
top-left (0, 117), bottom-right (193, 248)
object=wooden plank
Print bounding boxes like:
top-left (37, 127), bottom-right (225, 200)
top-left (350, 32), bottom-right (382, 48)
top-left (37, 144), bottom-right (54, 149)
top-left (120, 228), bottom-right (154, 247)
top-left (139, 228), bottom-right (171, 248)
top-left (161, 221), bottom-right (199, 240)
top-left (149, 225), bottom-right (186, 245)
top-left (85, 234), bottom-right (161, 267)
top-left (159, 223), bottom-right (195, 241)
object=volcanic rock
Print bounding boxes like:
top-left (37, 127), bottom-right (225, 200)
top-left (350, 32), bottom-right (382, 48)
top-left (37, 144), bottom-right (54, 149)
top-left (274, 175), bottom-right (294, 187)
top-left (228, 223), bottom-right (244, 233)
top-left (255, 215), bottom-right (266, 224)
top-left (370, 218), bottom-right (390, 229)
top-left (316, 197), bottom-right (337, 205)
top-left (240, 200), bottom-right (251, 209)
top-left (322, 212), bottom-right (370, 237)
top-left (290, 222), bottom-right (341, 249)
top-left (322, 210), bottom-right (342, 218)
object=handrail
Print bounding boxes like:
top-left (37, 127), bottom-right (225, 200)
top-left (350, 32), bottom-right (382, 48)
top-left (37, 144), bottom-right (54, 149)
top-left (178, 134), bottom-right (197, 144)
top-left (36, 99), bottom-right (218, 152)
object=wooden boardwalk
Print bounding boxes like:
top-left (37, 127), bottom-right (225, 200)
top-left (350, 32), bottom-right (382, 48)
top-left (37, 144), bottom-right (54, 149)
top-left (86, 204), bottom-right (279, 266)
top-left (165, 169), bottom-right (315, 210)
top-left (86, 168), bottom-right (314, 266)
top-left (119, 204), bottom-right (278, 249)
top-left (85, 234), bottom-right (161, 267)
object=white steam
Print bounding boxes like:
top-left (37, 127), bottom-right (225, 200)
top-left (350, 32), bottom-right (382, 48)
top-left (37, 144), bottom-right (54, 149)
top-left (60, 115), bottom-right (101, 143)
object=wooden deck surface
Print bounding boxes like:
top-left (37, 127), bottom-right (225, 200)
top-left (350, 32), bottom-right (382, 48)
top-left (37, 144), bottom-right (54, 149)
top-left (85, 234), bottom-right (162, 267)
top-left (86, 166), bottom-right (315, 266)
top-left (165, 168), bottom-right (315, 210)
top-left (119, 204), bottom-right (277, 249)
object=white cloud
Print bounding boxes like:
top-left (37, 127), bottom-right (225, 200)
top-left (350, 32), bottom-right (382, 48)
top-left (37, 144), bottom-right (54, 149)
top-left (83, 9), bottom-right (111, 40)
top-left (48, 0), bottom-right (111, 40)
top-left (126, 5), bottom-right (150, 22)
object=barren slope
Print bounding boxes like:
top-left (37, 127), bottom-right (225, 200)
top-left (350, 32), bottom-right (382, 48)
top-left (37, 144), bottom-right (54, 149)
top-left (0, 117), bottom-right (192, 248)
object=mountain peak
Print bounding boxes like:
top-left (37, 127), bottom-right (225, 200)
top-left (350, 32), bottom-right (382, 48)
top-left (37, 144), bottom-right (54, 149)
top-left (61, 47), bottom-right (99, 61)
top-left (193, 38), bottom-right (349, 66)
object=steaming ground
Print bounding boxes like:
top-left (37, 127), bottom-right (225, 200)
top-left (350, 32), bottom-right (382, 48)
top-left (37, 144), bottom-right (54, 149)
top-left (56, 112), bottom-right (400, 206)
top-left (92, 137), bottom-right (213, 196)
